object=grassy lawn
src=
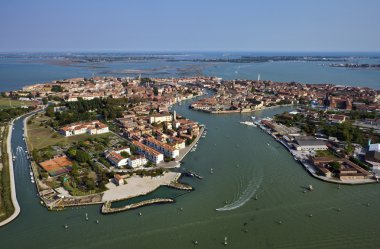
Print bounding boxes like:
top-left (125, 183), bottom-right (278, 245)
top-left (26, 114), bottom-right (117, 150)
top-left (0, 98), bottom-right (33, 110)
top-left (315, 149), bottom-right (339, 159)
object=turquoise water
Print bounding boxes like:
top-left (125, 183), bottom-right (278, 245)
top-left (1, 103), bottom-right (380, 249)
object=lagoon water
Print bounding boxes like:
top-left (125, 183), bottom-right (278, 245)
top-left (1, 53), bottom-right (380, 248)
top-left (0, 52), bottom-right (380, 91)
top-left (1, 102), bottom-right (380, 249)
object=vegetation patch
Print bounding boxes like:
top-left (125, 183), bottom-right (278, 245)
top-left (0, 126), bottom-right (15, 222)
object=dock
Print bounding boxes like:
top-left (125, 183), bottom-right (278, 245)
top-left (183, 170), bottom-right (203, 179)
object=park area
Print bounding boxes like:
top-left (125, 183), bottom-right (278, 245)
top-left (26, 114), bottom-right (99, 150)
top-left (0, 98), bottom-right (34, 110)
top-left (26, 112), bottom-right (127, 197)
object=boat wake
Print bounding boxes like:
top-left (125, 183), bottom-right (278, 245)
top-left (216, 172), bottom-right (263, 212)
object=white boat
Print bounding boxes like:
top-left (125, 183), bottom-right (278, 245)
top-left (224, 236), bottom-right (228, 245)
top-left (239, 121), bottom-right (257, 127)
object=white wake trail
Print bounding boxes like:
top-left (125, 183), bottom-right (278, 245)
top-left (216, 174), bottom-right (263, 212)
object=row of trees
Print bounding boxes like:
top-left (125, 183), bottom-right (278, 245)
top-left (0, 106), bottom-right (35, 124)
top-left (47, 97), bottom-right (136, 126)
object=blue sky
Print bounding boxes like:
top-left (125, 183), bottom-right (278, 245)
top-left (1, 0), bottom-right (379, 52)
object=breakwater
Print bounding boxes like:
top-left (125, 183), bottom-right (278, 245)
top-left (101, 198), bottom-right (174, 214)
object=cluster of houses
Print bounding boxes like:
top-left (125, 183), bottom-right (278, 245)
top-left (57, 110), bottom-right (197, 169)
top-left (190, 79), bottom-right (380, 113)
top-left (112, 111), bottom-right (192, 166)
top-left (20, 76), bottom-right (207, 105)
top-left (104, 111), bottom-right (192, 167)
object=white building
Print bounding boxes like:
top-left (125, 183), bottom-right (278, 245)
top-left (369, 143), bottom-right (380, 152)
top-left (127, 155), bottom-right (148, 168)
top-left (149, 112), bottom-right (173, 124)
top-left (60, 120), bottom-right (109, 137)
top-left (295, 138), bottom-right (328, 151)
top-left (104, 147), bottom-right (131, 167)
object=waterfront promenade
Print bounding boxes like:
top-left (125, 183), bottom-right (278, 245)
top-left (102, 172), bottom-right (181, 202)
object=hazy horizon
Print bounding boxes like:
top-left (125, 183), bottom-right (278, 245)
top-left (1, 0), bottom-right (380, 52)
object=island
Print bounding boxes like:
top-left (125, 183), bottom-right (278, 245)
top-left (1, 76), bottom-right (209, 217)
top-left (1, 75), bottom-right (380, 223)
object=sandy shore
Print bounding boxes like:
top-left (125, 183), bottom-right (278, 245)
top-left (102, 172), bottom-right (180, 202)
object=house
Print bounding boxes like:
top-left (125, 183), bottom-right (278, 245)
top-left (104, 147), bottom-right (131, 167)
top-left (113, 174), bottom-right (124, 186)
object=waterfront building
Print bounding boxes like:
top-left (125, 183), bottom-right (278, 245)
top-left (294, 137), bottom-right (328, 151)
top-left (132, 141), bottom-right (164, 164)
top-left (144, 137), bottom-right (179, 158)
top-left (60, 120), bottom-right (109, 137)
top-left (365, 150), bottom-right (380, 169)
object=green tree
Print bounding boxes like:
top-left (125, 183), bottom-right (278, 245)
top-left (67, 148), bottom-right (77, 158)
top-left (51, 85), bottom-right (63, 92)
top-left (329, 161), bottom-right (341, 171)
top-left (153, 87), bottom-right (159, 96)
top-left (120, 151), bottom-right (130, 158)
top-left (75, 150), bottom-right (91, 163)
